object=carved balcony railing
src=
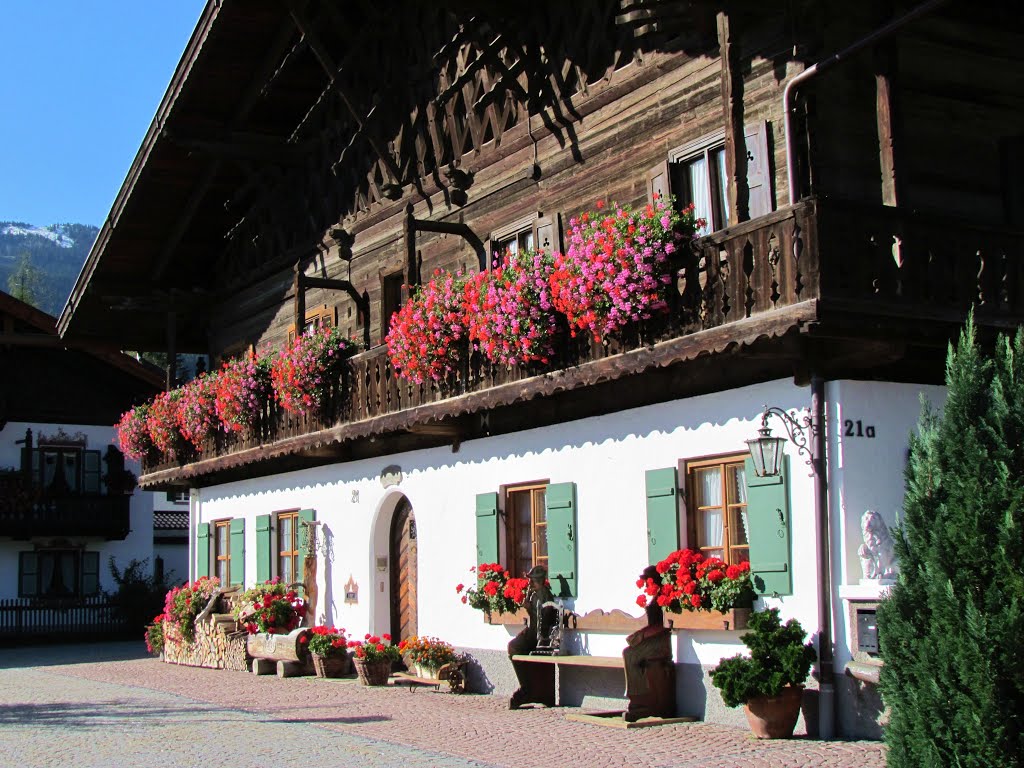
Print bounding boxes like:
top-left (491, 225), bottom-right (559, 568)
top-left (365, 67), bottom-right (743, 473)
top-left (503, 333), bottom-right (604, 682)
top-left (140, 197), bottom-right (1024, 478)
top-left (0, 471), bottom-right (132, 540)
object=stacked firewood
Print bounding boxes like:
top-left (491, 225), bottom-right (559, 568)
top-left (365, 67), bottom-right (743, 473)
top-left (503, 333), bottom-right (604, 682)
top-left (162, 592), bottom-right (249, 671)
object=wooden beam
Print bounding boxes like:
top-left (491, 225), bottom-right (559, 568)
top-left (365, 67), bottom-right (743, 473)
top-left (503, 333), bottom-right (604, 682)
top-left (286, 0), bottom-right (405, 190)
top-left (717, 11), bottom-right (746, 222)
top-left (166, 311), bottom-right (177, 390)
top-left (874, 44), bottom-right (902, 207)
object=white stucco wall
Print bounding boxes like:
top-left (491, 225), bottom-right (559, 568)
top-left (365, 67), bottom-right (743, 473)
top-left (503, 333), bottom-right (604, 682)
top-left (196, 378), bottom-right (825, 663)
top-left (0, 420), bottom-right (157, 598)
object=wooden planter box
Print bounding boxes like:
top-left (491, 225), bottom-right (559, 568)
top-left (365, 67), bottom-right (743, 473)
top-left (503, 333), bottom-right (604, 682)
top-left (484, 608), bottom-right (528, 626)
top-left (666, 607), bottom-right (750, 631)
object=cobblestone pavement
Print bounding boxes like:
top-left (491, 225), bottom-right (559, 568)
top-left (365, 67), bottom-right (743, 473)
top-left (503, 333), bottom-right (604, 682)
top-left (0, 643), bottom-right (886, 768)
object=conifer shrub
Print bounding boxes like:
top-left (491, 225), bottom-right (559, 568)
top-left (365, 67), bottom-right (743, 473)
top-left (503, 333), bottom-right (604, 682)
top-left (877, 316), bottom-right (1024, 766)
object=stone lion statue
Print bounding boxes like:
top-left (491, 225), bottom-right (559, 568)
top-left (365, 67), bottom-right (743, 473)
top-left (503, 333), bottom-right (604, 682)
top-left (858, 510), bottom-right (897, 581)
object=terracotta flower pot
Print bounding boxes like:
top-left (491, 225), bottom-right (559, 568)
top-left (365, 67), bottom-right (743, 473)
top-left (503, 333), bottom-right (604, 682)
top-left (353, 657), bottom-right (392, 686)
top-left (743, 685), bottom-right (803, 739)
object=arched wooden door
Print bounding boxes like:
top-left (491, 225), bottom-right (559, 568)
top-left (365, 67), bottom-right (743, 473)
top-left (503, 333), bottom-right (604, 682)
top-left (389, 497), bottom-right (418, 643)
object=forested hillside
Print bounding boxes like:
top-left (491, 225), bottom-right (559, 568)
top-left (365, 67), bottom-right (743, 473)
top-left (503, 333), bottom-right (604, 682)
top-left (0, 222), bottom-right (98, 316)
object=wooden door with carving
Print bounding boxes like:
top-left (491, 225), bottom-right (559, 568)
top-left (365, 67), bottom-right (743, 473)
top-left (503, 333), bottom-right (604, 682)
top-left (389, 497), bottom-right (417, 644)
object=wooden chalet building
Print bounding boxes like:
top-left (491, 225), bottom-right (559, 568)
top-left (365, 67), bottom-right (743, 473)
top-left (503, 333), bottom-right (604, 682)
top-left (0, 291), bottom-right (165, 635)
top-left (58, 0), bottom-right (1023, 737)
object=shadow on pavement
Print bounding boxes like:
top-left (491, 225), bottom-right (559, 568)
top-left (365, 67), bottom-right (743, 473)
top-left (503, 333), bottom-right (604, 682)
top-left (0, 640), bottom-right (148, 670)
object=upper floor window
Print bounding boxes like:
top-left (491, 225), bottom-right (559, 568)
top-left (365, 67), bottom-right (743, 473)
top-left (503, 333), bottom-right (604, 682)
top-left (288, 304), bottom-right (336, 345)
top-left (380, 271), bottom-right (405, 344)
top-left (649, 122), bottom-right (772, 236)
top-left (685, 454), bottom-right (749, 566)
top-left (489, 213), bottom-right (562, 265)
top-left (31, 446), bottom-right (101, 495)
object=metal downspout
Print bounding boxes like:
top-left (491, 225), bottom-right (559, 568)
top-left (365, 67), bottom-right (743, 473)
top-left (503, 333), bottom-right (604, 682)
top-left (811, 374), bottom-right (834, 739)
top-left (783, 0), bottom-right (949, 205)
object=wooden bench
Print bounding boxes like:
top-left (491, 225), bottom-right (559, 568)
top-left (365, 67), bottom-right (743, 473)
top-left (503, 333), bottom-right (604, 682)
top-left (511, 654), bottom-right (625, 707)
top-left (511, 654), bottom-right (624, 668)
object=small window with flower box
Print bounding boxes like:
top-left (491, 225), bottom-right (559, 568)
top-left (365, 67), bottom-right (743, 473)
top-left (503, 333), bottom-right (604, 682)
top-left (488, 213), bottom-right (563, 265)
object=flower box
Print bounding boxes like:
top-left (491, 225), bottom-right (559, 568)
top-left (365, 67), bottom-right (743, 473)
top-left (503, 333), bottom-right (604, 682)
top-left (666, 608), bottom-right (750, 632)
top-left (485, 608), bottom-right (529, 626)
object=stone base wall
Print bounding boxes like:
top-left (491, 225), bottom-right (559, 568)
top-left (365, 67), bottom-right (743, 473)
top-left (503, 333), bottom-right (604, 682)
top-left (163, 615), bottom-right (248, 672)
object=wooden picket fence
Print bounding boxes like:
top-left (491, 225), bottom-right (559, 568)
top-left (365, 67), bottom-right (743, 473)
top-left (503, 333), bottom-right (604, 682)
top-left (0, 596), bottom-right (127, 642)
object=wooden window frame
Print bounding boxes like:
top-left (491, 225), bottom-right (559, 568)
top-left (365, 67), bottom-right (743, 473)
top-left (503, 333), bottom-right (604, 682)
top-left (275, 509), bottom-right (301, 587)
top-left (18, 548), bottom-right (98, 599)
top-left (379, 271), bottom-right (405, 345)
top-left (681, 452), bottom-right (750, 566)
top-left (669, 130), bottom-right (730, 233)
top-left (288, 304), bottom-right (336, 345)
top-left (490, 214), bottom-right (537, 266)
top-left (213, 518), bottom-right (232, 587)
top-left (501, 480), bottom-right (549, 579)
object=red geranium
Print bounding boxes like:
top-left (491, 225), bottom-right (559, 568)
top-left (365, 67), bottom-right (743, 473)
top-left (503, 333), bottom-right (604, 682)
top-left (270, 324), bottom-right (355, 416)
top-left (214, 351), bottom-right (272, 433)
top-left (637, 549), bottom-right (753, 614)
top-left (386, 271), bottom-right (467, 384)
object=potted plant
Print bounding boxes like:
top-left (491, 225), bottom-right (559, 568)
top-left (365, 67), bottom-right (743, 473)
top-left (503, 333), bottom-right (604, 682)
top-left (550, 195), bottom-right (701, 341)
top-left (162, 576), bottom-right (220, 645)
top-left (386, 270), bottom-right (468, 384)
top-left (347, 633), bottom-right (402, 685)
top-left (306, 625), bottom-right (351, 678)
top-left (234, 578), bottom-right (305, 635)
top-left (464, 249), bottom-right (558, 368)
top-left (144, 613), bottom-right (166, 658)
top-left (457, 563), bottom-right (530, 623)
top-left (709, 608), bottom-right (817, 738)
top-left (398, 635), bottom-right (457, 679)
top-left (637, 548), bottom-right (755, 629)
top-left (270, 324), bottom-right (355, 416)
top-left (213, 351), bottom-right (272, 434)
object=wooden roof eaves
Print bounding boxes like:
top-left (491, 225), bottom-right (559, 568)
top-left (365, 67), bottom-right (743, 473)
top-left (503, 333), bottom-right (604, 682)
top-left (57, 0), bottom-right (225, 339)
top-left (136, 300), bottom-right (819, 488)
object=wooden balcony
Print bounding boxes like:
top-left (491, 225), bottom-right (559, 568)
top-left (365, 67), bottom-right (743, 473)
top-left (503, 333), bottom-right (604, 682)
top-left (140, 197), bottom-right (1024, 487)
top-left (0, 472), bottom-right (132, 540)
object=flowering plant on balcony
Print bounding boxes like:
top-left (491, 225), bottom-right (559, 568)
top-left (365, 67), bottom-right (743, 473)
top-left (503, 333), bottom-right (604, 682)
top-left (305, 625), bottom-right (349, 657)
top-left (176, 372), bottom-right (219, 450)
top-left (550, 196), bottom-right (701, 341)
top-left (464, 249), bottom-right (558, 367)
top-left (457, 563), bottom-right (530, 616)
top-left (163, 576), bottom-right (220, 644)
top-left (144, 613), bottom-right (165, 656)
top-left (270, 324), bottom-right (355, 416)
top-left (234, 578), bottom-right (306, 634)
top-left (398, 635), bottom-right (457, 671)
top-left (637, 549), bottom-right (754, 614)
top-left (115, 404), bottom-right (152, 460)
top-left (147, 389), bottom-right (185, 457)
top-left (347, 633), bottom-right (402, 662)
top-left (386, 271), bottom-right (468, 384)
top-left (214, 351), bottom-right (272, 433)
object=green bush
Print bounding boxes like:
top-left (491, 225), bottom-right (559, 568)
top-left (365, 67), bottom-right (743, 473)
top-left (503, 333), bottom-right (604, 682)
top-left (709, 607), bottom-right (816, 708)
top-left (108, 557), bottom-right (175, 633)
top-left (877, 317), bottom-right (1024, 766)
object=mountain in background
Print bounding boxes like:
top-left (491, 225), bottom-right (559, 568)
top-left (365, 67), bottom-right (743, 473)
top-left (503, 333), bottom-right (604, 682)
top-left (0, 221), bottom-right (98, 317)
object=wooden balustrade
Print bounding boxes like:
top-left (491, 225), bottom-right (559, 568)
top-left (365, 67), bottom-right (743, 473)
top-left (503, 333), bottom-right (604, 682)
top-left (141, 198), bottom-right (1024, 478)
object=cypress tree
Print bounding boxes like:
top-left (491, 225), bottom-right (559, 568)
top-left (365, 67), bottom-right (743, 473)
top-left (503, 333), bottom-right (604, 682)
top-left (878, 315), bottom-right (1024, 766)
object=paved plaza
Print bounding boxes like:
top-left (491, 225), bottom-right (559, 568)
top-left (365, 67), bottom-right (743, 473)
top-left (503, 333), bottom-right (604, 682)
top-left (0, 643), bottom-right (885, 767)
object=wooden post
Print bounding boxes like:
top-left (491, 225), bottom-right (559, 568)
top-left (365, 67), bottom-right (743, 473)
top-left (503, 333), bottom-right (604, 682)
top-left (874, 45), bottom-right (902, 207)
top-left (717, 11), bottom-right (746, 223)
top-left (166, 311), bottom-right (177, 389)
top-left (294, 269), bottom-right (306, 339)
top-left (404, 203), bottom-right (418, 292)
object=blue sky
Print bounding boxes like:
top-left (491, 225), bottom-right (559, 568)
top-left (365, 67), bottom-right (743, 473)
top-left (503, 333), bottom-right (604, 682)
top-left (0, 1), bottom-right (207, 227)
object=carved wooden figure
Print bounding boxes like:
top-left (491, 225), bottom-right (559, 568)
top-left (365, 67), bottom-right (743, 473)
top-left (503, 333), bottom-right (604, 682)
top-left (623, 567), bottom-right (676, 722)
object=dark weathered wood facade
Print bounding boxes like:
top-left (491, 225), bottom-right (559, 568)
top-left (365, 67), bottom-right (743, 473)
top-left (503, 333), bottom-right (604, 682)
top-left (57, 0), bottom-right (1024, 487)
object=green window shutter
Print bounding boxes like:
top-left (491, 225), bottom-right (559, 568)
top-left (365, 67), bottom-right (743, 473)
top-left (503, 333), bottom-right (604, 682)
top-left (82, 451), bottom-right (101, 494)
top-left (230, 518), bottom-right (245, 587)
top-left (81, 551), bottom-right (100, 596)
top-left (545, 482), bottom-right (578, 599)
top-left (645, 467), bottom-right (679, 566)
top-left (19, 552), bottom-right (38, 597)
top-left (298, 508), bottom-right (316, 553)
top-left (475, 492), bottom-right (499, 565)
top-left (744, 456), bottom-right (793, 596)
top-left (255, 514), bottom-right (272, 584)
top-left (196, 522), bottom-right (210, 579)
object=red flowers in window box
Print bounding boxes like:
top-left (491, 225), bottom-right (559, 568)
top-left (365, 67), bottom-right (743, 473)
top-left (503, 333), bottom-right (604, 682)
top-left (637, 549), bottom-right (754, 614)
top-left (214, 351), bottom-right (272, 434)
top-left (270, 324), bottom-right (355, 416)
top-left (177, 372), bottom-right (219, 450)
top-left (116, 404), bottom-right (152, 461)
top-left (385, 271), bottom-right (468, 384)
top-left (464, 249), bottom-right (558, 368)
top-left (459, 563), bottom-right (530, 616)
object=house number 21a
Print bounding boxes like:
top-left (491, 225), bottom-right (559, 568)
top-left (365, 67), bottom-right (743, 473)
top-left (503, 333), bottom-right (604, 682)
top-left (844, 419), bottom-right (876, 438)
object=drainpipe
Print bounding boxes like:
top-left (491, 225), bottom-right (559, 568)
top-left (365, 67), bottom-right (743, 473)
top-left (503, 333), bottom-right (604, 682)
top-left (784, 0), bottom-right (949, 205)
top-left (810, 374), bottom-right (834, 739)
